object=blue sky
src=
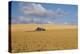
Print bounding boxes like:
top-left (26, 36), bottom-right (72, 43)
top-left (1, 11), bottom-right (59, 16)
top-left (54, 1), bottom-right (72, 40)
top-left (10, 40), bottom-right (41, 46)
top-left (10, 1), bottom-right (78, 25)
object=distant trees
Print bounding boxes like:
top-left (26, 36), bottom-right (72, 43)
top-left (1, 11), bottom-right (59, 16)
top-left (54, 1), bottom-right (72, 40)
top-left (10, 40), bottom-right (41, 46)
top-left (35, 27), bottom-right (46, 31)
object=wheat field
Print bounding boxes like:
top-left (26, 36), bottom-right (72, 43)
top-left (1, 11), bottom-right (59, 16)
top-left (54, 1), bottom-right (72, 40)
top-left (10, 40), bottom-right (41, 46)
top-left (10, 24), bottom-right (78, 53)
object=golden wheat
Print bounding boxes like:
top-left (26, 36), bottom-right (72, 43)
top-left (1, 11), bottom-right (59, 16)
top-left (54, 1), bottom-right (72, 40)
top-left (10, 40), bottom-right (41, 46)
top-left (11, 24), bottom-right (78, 53)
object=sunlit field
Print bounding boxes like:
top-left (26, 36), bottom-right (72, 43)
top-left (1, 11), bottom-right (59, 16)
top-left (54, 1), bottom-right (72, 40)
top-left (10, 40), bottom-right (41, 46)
top-left (11, 24), bottom-right (78, 53)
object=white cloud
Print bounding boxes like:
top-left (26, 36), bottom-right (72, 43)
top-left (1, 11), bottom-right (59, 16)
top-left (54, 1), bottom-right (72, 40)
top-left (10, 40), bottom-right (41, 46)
top-left (64, 22), bottom-right (68, 24)
top-left (14, 16), bottom-right (43, 24)
top-left (20, 3), bottom-right (70, 19)
top-left (18, 16), bottom-right (33, 22)
top-left (21, 3), bottom-right (47, 16)
top-left (12, 2), bottom-right (71, 24)
top-left (48, 21), bottom-right (53, 24)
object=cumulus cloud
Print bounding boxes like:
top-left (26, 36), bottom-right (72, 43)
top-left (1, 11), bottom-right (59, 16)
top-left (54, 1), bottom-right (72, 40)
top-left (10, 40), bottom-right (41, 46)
top-left (12, 3), bottom-right (72, 24)
top-left (21, 3), bottom-right (47, 16)
top-left (20, 3), bottom-right (69, 18)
